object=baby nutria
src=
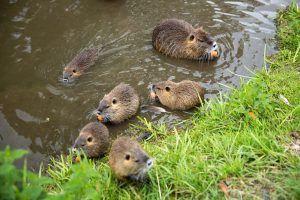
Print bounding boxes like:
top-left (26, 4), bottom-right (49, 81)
top-left (63, 48), bottom-right (101, 83)
top-left (152, 19), bottom-right (219, 60)
top-left (109, 136), bottom-right (153, 182)
top-left (62, 32), bottom-right (130, 83)
top-left (150, 80), bottom-right (205, 110)
top-left (72, 122), bottom-right (110, 158)
top-left (96, 83), bottom-right (139, 124)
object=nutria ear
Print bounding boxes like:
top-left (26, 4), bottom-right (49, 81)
top-left (189, 34), bottom-right (195, 41)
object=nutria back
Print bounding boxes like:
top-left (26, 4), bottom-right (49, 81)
top-left (73, 122), bottom-right (110, 158)
top-left (152, 19), bottom-right (218, 60)
top-left (151, 80), bottom-right (205, 110)
top-left (96, 83), bottom-right (140, 124)
top-left (109, 136), bottom-right (153, 181)
top-left (63, 48), bottom-right (101, 83)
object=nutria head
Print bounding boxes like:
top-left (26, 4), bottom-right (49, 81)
top-left (96, 83), bottom-right (140, 124)
top-left (63, 65), bottom-right (82, 83)
top-left (62, 48), bottom-right (99, 83)
top-left (183, 27), bottom-right (218, 60)
top-left (150, 80), bottom-right (205, 110)
top-left (109, 136), bottom-right (153, 182)
top-left (72, 122), bottom-right (110, 158)
top-left (152, 19), bottom-right (218, 60)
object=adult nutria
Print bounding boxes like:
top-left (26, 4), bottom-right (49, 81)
top-left (109, 136), bottom-right (153, 181)
top-left (63, 48), bottom-right (101, 83)
top-left (96, 83), bottom-right (139, 124)
top-left (72, 122), bottom-right (110, 158)
top-left (150, 80), bottom-right (205, 110)
top-left (152, 19), bottom-right (219, 60)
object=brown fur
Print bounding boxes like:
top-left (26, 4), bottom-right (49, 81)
top-left (96, 83), bottom-right (140, 124)
top-left (63, 48), bottom-right (101, 83)
top-left (73, 122), bottom-right (110, 158)
top-left (109, 136), bottom-right (153, 181)
top-left (151, 80), bottom-right (205, 110)
top-left (152, 19), bottom-right (217, 60)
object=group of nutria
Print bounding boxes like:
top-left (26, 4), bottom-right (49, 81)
top-left (64, 19), bottom-right (219, 182)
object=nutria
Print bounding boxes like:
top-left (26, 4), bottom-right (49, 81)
top-left (96, 83), bottom-right (139, 124)
top-left (62, 32), bottom-right (130, 83)
top-left (109, 136), bottom-right (153, 181)
top-left (152, 19), bottom-right (219, 60)
top-left (150, 80), bottom-right (205, 110)
top-left (72, 122), bottom-right (110, 158)
top-left (63, 48), bottom-right (101, 83)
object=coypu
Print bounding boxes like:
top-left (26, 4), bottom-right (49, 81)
top-left (150, 80), bottom-right (205, 110)
top-left (109, 136), bottom-right (153, 181)
top-left (96, 83), bottom-right (139, 124)
top-left (62, 32), bottom-right (130, 83)
top-left (72, 122), bottom-right (110, 158)
top-left (152, 19), bottom-right (219, 60)
top-left (63, 48), bottom-right (100, 83)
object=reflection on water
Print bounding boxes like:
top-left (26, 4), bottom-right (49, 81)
top-left (0, 0), bottom-right (292, 169)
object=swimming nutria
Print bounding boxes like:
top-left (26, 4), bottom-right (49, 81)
top-left (72, 122), bottom-right (110, 158)
top-left (150, 80), bottom-right (205, 110)
top-left (152, 19), bottom-right (219, 60)
top-left (109, 136), bottom-right (153, 181)
top-left (62, 32), bottom-right (130, 83)
top-left (96, 83), bottom-right (139, 124)
top-left (63, 48), bottom-right (101, 83)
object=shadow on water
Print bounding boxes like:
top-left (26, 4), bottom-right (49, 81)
top-left (0, 0), bottom-right (292, 169)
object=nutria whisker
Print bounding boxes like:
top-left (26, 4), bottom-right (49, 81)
top-left (87, 109), bottom-right (98, 120)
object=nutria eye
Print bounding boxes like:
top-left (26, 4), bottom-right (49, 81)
top-left (165, 87), bottom-right (170, 92)
top-left (73, 69), bottom-right (76, 73)
top-left (135, 159), bottom-right (139, 163)
top-left (112, 98), bottom-right (117, 104)
top-left (87, 137), bottom-right (92, 142)
top-left (125, 154), bottom-right (130, 160)
top-left (189, 35), bottom-right (195, 41)
top-left (198, 39), bottom-right (204, 42)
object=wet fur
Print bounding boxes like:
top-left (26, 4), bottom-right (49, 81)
top-left (97, 83), bottom-right (139, 124)
top-left (152, 19), bottom-right (215, 60)
top-left (152, 80), bottom-right (205, 110)
top-left (73, 122), bottom-right (110, 158)
top-left (109, 136), bottom-right (152, 181)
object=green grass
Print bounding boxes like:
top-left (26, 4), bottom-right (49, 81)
top-left (1, 2), bottom-right (299, 200)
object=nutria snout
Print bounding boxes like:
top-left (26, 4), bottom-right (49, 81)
top-left (150, 80), bottom-right (205, 110)
top-left (152, 19), bottom-right (219, 61)
top-left (96, 83), bottom-right (140, 124)
top-left (109, 136), bottom-right (153, 182)
top-left (72, 122), bottom-right (110, 158)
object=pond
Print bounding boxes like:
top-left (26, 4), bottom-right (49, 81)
top-left (0, 0), bottom-right (292, 169)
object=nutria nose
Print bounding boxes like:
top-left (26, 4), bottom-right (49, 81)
top-left (212, 42), bottom-right (217, 48)
top-left (147, 158), bottom-right (153, 167)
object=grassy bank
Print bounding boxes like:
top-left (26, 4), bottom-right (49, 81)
top-left (1, 3), bottom-right (300, 200)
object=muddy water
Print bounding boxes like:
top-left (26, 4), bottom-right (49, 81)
top-left (0, 0), bottom-right (292, 169)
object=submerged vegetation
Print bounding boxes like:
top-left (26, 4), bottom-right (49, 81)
top-left (1, 2), bottom-right (299, 199)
